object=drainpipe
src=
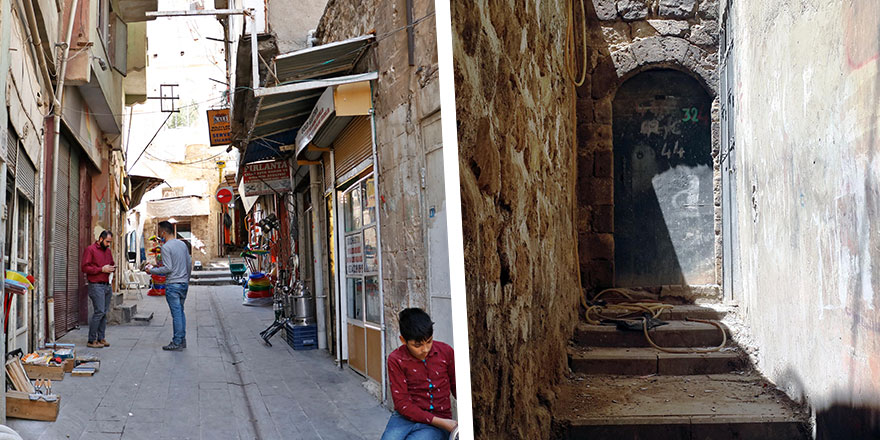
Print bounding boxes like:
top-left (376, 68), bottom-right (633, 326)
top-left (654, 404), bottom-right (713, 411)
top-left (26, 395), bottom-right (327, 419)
top-left (47, 0), bottom-right (80, 341)
top-left (367, 98), bottom-right (387, 404)
top-left (0, 0), bottom-right (11, 421)
top-left (330, 151), bottom-right (342, 367)
top-left (309, 165), bottom-right (326, 350)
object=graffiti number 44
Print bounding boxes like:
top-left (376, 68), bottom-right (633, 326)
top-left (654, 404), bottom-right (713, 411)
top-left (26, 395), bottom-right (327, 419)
top-left (682, 107), bottom-right (699, 123)
top-left (661, 140), bottom-right (685, 159)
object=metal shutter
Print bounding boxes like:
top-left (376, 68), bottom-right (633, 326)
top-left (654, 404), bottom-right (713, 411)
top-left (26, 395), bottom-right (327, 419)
top-left (5, 128), bottom-right (17, 178)
top-left (16, 147), bottom-right (36, 202)
top-left (333, 116), bottom-right (372, 181)
top-left (67, 150), bottom-right (81, 331)
top-left (53, 140), bottom-right (71, 337)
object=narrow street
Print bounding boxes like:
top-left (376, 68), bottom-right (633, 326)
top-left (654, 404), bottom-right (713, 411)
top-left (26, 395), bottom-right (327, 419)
top-left (7, 285), bottom-right (389, 440)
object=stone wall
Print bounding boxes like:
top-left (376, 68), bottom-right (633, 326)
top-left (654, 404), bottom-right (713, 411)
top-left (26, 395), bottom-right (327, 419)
top-left (578, 0), bottom-right (720, 292)
top-left (452, 1), bottom-right (581, 438)
top-left (267, 0), bottom-right (328, 53)
top-left (731, 0), bottom-right (880, 434)
top-left (317, 0), bottom-right (447, 402)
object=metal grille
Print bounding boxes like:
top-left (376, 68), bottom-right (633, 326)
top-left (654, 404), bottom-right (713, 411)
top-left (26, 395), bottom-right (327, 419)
top-left (16, 147), bottom-right (36, 202)
top-left (5, 127), bottom-right (17, 178)
top-left (67, 150), bottom-right (81, 330)
top-left (333, 116), bottom-right (373, 181)
top-left (53, 140), bottom-right (71, 337)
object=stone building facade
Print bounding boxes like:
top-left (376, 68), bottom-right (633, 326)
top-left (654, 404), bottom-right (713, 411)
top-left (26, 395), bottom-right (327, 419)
top-left (453, 0), bottom-right (720, 437)
top-left (453, 1), bottom-right (580, 438)
top-left (316, 0), bottom-right (451, 395)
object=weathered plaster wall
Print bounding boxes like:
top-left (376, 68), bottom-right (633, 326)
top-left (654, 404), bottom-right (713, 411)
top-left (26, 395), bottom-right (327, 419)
top-left (267, 0), bottom-right (327, 53)
top-left (317, 0), bottom-right (447, 399)
top-left (732, 0), bottom-right (880, 433)
top-left (578, 0), bottom-right (720, 292)
top-left (453, 1), bottom-right (580, 437)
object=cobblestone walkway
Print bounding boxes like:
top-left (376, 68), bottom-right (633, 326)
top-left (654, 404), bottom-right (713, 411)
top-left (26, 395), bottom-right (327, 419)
top-left (8, 284), bottom-right (389, 439)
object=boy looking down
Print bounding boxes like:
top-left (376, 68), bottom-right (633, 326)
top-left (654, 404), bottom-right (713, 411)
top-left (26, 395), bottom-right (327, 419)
top-left (381, 308), bottom-right (457, 440)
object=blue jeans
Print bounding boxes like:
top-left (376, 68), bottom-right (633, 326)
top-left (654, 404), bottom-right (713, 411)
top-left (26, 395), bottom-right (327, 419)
top-left (381, 412), bottom-right (447, 440)
top-left (164, 283), bottom-right (188, 345)
top-left (87, 283), bottom-right (112, 342)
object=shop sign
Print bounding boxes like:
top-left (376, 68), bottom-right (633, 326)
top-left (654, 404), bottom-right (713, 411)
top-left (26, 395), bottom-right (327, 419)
top-left (207, 108), bottom-right (232, 146)
top-left (345, 234), bottom-right (364, 274)
top-left (295, 87), bottom-right (335, 156)
top-left (242, 160), bottom-right (291, 196)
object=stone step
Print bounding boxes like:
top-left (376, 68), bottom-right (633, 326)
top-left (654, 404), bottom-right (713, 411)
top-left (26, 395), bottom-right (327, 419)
top-left (113, 302), bottom-right (137, 323)
top-left (596, 304), bottom-right (731, 321)
top-left (552, 374), bottom-right (809, 440)
top-left (574, 321), bottom-right (726, 348)
top-left (191, 270), bottom-right (236, 279)
top-left (569, 346), bottom-right (744, 376)
top-left (133, 312), bottom-right (153, 322)
top-left (191, 277), bottom-right (239, 286)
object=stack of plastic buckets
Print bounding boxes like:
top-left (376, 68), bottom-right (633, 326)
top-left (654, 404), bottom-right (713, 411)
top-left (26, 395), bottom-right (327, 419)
top-left (149, 274), bottom-right (166, 296)
top-left (242, 272), bottom-right (272, 306)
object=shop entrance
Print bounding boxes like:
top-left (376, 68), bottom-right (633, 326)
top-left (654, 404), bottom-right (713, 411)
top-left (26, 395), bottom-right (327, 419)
top-left (612, 69), bottom-right (714, 287)
top-left (341, 174), bottom-right (382, 383)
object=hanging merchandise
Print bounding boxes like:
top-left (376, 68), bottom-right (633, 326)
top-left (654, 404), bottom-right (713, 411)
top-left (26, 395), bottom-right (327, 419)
top-left (146, 236), bottom-right (166, 296)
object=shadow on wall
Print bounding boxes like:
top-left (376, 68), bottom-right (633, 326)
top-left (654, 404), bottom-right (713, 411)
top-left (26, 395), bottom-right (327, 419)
top-left (816, 404), bottom-right (880, 439)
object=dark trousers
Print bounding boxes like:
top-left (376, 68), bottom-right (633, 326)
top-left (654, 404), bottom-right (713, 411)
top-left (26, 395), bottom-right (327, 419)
top-left (88, 283), bottom-right (112, 342)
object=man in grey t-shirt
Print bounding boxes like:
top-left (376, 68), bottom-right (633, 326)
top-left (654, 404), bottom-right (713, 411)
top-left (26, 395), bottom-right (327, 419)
top-left (146, 220), bottom-right (192, 351)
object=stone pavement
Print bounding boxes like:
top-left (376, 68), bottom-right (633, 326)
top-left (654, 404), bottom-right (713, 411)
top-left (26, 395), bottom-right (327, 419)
top-left (7, 284), bottom-right (390, 439)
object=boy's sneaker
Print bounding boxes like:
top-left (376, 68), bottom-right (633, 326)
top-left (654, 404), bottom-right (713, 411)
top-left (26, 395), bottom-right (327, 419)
top-left (87, 341), bottom-right (103, 348)
top-left (162, 342), bottom-right (184, 351)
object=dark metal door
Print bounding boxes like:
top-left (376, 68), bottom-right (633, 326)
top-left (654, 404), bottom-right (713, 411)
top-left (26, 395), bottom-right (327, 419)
top-left (613, 69), bottom-right (714, 287)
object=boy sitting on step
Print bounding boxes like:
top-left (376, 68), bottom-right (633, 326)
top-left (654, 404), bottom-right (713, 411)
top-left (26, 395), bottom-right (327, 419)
top-left (381, 308), bottom-right (457, 440)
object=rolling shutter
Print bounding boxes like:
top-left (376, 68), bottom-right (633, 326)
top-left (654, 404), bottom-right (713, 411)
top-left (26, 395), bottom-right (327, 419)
top-left (16, 147), bottom-right (36, 202)
top-left (333, 116), bottom-right (372, 181)
top-left (53, 140), bottom-right (71, 337)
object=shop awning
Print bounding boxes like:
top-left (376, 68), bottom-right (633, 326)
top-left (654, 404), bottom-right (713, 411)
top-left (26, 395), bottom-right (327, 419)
top-left (145, 195), bottom-right (210, 218)
top-left (129, 174), bottom-right (165, 208)
top-left (293, 79), bottom-right (372, 162)
top-left (240, 34), bottom-right (376, 165)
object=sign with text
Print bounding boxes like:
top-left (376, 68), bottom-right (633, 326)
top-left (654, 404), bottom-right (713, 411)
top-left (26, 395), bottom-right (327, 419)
top-left (241, 160), bottom-right (291, 196)
top-left (345, 234), bottom-right (364, 274)
top-left (294, 86), bottom-right (335, 156)
top-left (207, 108), bottom-right (232, 146)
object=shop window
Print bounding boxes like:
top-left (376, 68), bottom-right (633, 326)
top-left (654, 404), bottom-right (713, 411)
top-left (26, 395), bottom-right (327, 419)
top-left (347, 277), bottom-right (363, 320)
top-left (365, 276), bottom-right (380, 324)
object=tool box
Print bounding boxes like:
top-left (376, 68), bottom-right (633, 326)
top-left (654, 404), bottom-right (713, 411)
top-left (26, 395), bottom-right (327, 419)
top-left (284, 322), bottom-right (317, 350)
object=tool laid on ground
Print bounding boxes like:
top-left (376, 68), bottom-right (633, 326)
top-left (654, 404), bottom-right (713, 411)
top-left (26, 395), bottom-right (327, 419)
top-left (582, 287), bottom-right (727, 353)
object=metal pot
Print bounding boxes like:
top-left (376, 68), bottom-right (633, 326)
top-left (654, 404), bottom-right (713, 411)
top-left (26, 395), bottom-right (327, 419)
top-left (293, 294), bottom-right (315, 325)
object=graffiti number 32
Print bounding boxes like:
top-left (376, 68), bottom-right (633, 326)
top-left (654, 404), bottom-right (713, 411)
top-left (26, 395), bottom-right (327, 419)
top-left (682, 107), bottom-right (699, 123)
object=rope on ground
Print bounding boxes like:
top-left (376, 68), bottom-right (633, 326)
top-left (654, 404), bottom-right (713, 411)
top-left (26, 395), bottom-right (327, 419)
top-left (581, 287), bottom-right (727, 353)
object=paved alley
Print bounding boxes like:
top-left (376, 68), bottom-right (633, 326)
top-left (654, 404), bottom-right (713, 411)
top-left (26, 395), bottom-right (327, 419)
top-left (7, 285), bottom-right (390, 440)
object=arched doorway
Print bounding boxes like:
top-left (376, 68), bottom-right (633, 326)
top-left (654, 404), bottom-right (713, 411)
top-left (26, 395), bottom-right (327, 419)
top-left (613, 69), bottom-right (714, 287)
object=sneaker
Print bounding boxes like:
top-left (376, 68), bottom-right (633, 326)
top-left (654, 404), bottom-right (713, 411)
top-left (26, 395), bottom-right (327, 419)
top-left (87, 341), bottom-right (103, 348)
top-left (180, 339), bottom-right (186, 348)
top-left (162, 342), bottom-right (184, 351)
top-left (99, 339), bottom-right (110, 347)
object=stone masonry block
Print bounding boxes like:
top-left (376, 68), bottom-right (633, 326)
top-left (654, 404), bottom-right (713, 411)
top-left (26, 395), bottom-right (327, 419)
top-left (592, 0), bottom-right (618, 20)
top-left (616, 0), bottom-right (649, 21)
top-left (593, 151), bottom-right (613, 177)
top-left (610, 49), bottom-right (638, 76)
top-left (585, 260), bottom-right (614, 289)
top-left (630, 21), bottom-right (658, 39)
top-left (647, 19), bottom-right (690, 37)
top-left (688, 21), bottom-right (719, 46)
top-left (593, 98), bottom-right (612, 124)
top-left (591, 205), bottom-right (614, 233)
top-left (585, 177), bottom-right (613, 205)
top-left (580, 233), bottom-right (614, 261)
top-left (659, 0), bottom-right (696, 18)
top-left (698, 0), bottom-right (719, 20)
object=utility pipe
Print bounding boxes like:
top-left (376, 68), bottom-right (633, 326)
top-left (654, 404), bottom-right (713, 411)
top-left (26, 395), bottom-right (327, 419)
top-left (367, 103), bottom-right (387, 404)
top-left (331, 150), bottom-right (342, 367)
top-left (47, 0), bottom-right (80, 340)
top-left (309, 165), bottom-right (327, 350)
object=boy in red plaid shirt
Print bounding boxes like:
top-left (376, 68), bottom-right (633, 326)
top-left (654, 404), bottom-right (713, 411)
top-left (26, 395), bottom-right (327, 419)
top-left (381, 308), bottom-right (457, 440)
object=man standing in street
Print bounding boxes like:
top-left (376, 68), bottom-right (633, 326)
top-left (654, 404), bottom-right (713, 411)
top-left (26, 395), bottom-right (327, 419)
top-left (146, 221), bottom-right (192, 351)
top-left (81, 231), bottom-right (116, 349)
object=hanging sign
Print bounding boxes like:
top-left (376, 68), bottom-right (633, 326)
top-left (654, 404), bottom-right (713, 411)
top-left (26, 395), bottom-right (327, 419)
top-left (207, 108), bottom-right (232, 146)
top-left (215, 186), bottom-right (234, 204)
top-left (295, 87), bottom-right (336, 156)
top-left (242, 160), bottom-right (291, 196)
top-left (345, 234), bottom-right (364, 274)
